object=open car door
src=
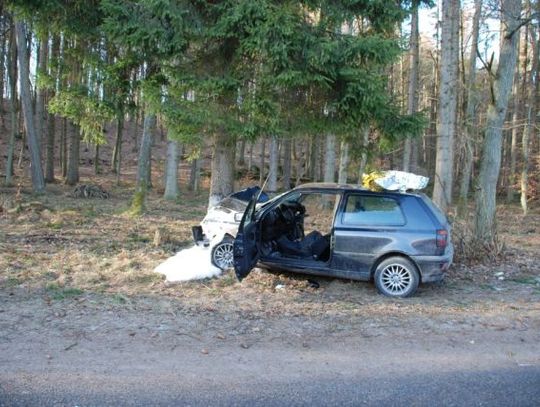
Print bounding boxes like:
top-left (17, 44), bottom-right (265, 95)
top-left (233, 196), bottom-right (260, 281)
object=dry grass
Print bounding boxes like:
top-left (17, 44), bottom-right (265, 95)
top-left (1, 175), bottom-right (539, 321)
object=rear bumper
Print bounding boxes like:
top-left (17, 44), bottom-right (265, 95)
top-left (412, 244), bottom-right (454, 283)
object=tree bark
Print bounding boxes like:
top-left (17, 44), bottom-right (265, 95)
top-left (189, 156), bottom-right (200, 192)
top-left (131, 112), bottom-right (156, 214)
top-left (403, 0), bottom-right (420, 172)
top-left (357, 127), bottom-right (370, 183)
top-left (281, 137), bottom-right (292, 190)
top-left (247, 141), bottom-right (254, 173)
top-left (163, 139), bottom-right (180, 200)
top-left (520, 4), bottom-right (538, 214)
top-left (5, 17), bottom-right (17, 186)
top-left (65, 122), bottom-right (80, 185)
top-left (338, 140), bottom-right (350, 184)
top-left (294, 138), bottom-right (306, 186)
top-left (259, 137), bottom-right (266, 186)
top-left (237, 138), bottom-right (246, 166)
top-left (507, 25), bottom-right (527, 202)
top-left (60, 118), bottom-right (67, 178)
top-left (0, 11), bottom-right (6, 131)
top-left (458, 0), bottom-right (483, 211)
top-left (15, 18), bottom-right (45, 193)
top-left (474, 0), bottom-right (522, 243)
top-left (433, 0), bottom-right (460, 212)
top-left (209, 129), bottom-right (235, 208)
top-left (35, 31), bottom-right (48, 157)
top-left (111, 110), bottom-right (124, 174)
top-left (267, 136), bottom-right (279, 193)
top-left (45, 34), bottom-right (60, 183)
top-left (323, 134), bottom-right (336, 182)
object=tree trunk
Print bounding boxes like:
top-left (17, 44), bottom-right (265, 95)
top-left (247, 141), bottom-right (254, 172)
top-left (521, 6), bottom-right (539, 214)
top-left (131, 112), bottom-right (156, 214)
top-left (5, 17), bottom-right (17, 186)
top-left (65, 122), bottom-right (80, 185)
top-left (45, 34), bottom-right (60, 183)
top-left (15, 18), bottom-right (45, 193)
top-left (281, 137), bottom-right (292, 190)
top-left (209, 129), bottom-right (235, 208)
top-left (338, 140), bottom-right (350, 184)
top-left (474, 0), bottom-right (522, 243)
top-left (35, 31), bottom-right (48, 157)
top-left (0, 10), bottom-right (6, 131)
top-left (357, 127), bottom-right (370, 183)
top-left (308, 136), bottom-right (318, 181)
top-left (61, 118), bottom-right (67, 177)
top-left (163, 139), bottom-right (180, 200)
top-left (131, 107), bottom-right (139, 152)
top-left (324, 134), bottom-right (336, 182)
top-left (111, 110), bottom-right (124, 174)
top-left (94, 144), bottom-right (100, 175)
top-left (259, 137), bottom-right (266, 185)
top-left (457, 0), bottom-right (482, 212)
top-left (237, 138), bottom-right (246, 166)
top-left (507, 26), bottom-right (528, 202)
top-left (403, 0), bottom-right (420, 172)
top-left (189, 156), bottom-right (200, 192)
top-left (294, 138), bottom-right (306, 186)
top-left (433, 0), bottom-right (460, 212)
top-left (267, 136), bottom-right (279, 193)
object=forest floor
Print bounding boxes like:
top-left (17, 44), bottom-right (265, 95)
top-left (1, 172), bottom-right (540, 404)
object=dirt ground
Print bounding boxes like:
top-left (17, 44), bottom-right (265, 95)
top-left (1, 175), bottom-right (540, 404)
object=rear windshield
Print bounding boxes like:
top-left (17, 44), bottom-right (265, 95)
top-left (420, 194), bottom-right (448, 226)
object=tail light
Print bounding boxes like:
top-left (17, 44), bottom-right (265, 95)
top-left (436, 229), bottom-right (448, 248)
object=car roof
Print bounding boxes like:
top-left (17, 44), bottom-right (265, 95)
top-left (293, 182), bottom-right (422, 197)
top-left (294, 182), bottom-right (368, 191)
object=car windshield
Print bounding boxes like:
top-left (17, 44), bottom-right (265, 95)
top-left (254, 190), bottom-right (290, 213)
top-left (217, 197), bottom-right (250, 212)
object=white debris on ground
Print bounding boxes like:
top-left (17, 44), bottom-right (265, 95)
top-left (154, 244), bottom-right (222, 282)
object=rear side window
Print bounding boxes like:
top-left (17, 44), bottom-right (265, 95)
top-left (342, 195), bottom-right (405, 226)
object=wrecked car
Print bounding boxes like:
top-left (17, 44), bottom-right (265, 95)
top-left (233, 183), bottom-right (453, 298)
top-left (192, 187), bottom-right (269, 270)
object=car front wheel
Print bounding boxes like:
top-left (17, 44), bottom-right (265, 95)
top-left (211, 237), bottom-right (234, 270)
top-left (374, 257), bottom-right (420, 298)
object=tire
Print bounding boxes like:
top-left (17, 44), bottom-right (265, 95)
top-left (374, 256), bottom-right (420, 298)
top-left (211, 237), bottom-right (234, 270)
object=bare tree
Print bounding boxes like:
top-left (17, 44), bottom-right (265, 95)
top-left (209, 129), bottom-right (235, 208)
top-left (131, 112), bottom-right (156, 213)
top-left (403, 0), bottom-right (420, 172)
top-left (338, 140), bottom-right (350, 184)
top-left (458, 0), bottom-right (483, 211)
top-left (5, 15), bottom-right (17, 186)
top-left (433, 0), bottom-right (460, 212)
top-left (163, 139), bottom-right (180, 200)
top-left (15, 18), bottom-right (45, 193)
top-left (281, 137), bottom-right (292, 190)
top-left (474, 0), bottom-right (522, 243)
top-left (267, 136), bottom-right (279, 194)
top-left (520, 0), bottom-right (539, 214)
top-left (324, 134), bottom-right (336, 182)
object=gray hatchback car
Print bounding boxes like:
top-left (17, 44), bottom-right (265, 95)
top-left (233, 183), bottom-right (453, 298)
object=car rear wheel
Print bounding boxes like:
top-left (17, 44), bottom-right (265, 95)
top-left (211, 237), bottom-right (234, 270)
top-left (374, 257), bottom-right (419, 298)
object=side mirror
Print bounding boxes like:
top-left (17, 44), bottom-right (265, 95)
top-left (234, 212), bottom-right (243, 223)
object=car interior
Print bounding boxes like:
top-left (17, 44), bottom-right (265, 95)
top-left (258, 193), bottom-right (339, 262)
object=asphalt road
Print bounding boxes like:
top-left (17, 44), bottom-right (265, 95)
top-left (2, 333), bottom-right (539, 406)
